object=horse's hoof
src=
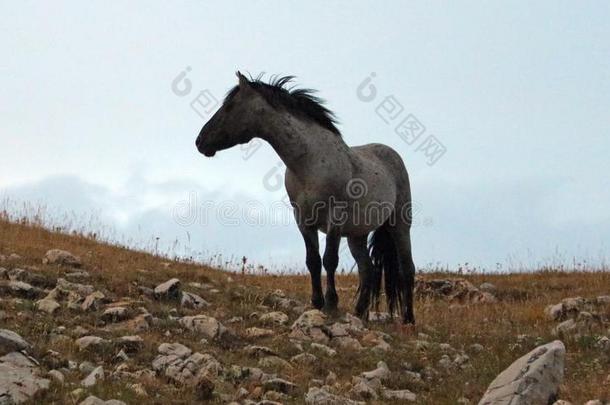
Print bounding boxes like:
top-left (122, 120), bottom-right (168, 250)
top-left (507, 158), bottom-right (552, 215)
top-left (322, 303), bottom-right (340, 316)
top-left (354, 307), bottom-right (369, 322)
top-left (402, 315), bottom-right (415, 325)
top-left (311, 296), bottom-right (325, 310)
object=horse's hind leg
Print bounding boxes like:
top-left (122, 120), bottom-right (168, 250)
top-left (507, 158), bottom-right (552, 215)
top-left (322, 228), bottom-right (341, 312)
top-left (348, 234), bottom-right (373, 320)
top-left (299, 226), bottom-right (324, 310)
top-left (388, 223), bottom-right (416, 324)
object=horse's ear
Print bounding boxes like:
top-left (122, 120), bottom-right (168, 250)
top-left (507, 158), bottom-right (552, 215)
top-left (236, 71), bottom-right (250, 89)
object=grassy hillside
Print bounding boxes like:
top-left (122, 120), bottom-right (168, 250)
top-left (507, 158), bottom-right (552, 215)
top-left (0, 218), bottom-right (609, 404)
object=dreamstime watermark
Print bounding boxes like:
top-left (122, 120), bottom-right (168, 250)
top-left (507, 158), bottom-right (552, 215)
top-left (356, 72), bottom-right (447, 166)
top-left (171, 180), bottom-right (433, 229)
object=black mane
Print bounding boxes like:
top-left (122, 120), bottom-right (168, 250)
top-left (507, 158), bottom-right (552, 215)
top-left (224, 74), bottom-right (341, 136)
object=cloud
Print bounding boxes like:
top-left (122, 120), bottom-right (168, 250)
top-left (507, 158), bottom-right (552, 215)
top-left (1, 173), bottom-right (608, 272)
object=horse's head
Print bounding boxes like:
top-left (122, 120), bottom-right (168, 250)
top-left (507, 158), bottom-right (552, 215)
top-left (196, 72), bottom-right (265, 157)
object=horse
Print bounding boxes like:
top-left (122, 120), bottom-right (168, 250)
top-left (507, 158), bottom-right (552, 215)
top-left (195, 72), bottom-right (416, 324)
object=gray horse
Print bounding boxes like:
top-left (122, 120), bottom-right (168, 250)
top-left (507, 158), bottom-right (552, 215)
top-left (196, 72), bottom-right (416, 324)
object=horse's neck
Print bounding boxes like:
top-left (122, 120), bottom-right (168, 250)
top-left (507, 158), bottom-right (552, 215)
top-left (260, 113), bottom-right (349, 179)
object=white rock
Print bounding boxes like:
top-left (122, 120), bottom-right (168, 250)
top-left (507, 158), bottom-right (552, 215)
top-left (35, 298), bottom-right (61, 314)
top-left (545, 303), bottom-right (564, 321)
top-left (48, 369), bottom-right (65, 384)
top-left (154, 278), bottom-right (181, 299)
top-left (81, 366), bottom-right (104, 387)
top-left (180, 291), bottom-right (209, 309)
top-left (179, 315), bottom-right (227, 340)
top-left (245, 327), bottom-right (274, 338)
top-left (158, 342), bottom-right (192, 358)
top-left (310, 342), bottom-right (337, 357)
top-left (0, 351), bottom-right (50, 403)
top-left (79, 395), bottom-right (127, 405)
top-left (260, 311), bottom-right (289, 325)
top-left (290, 310), bottom-right (329, 343)
top-left (0, 329), bottom-right (30, 355)
top-left (382, 389), bottom-right (417, 401)
top-left (479, 340), bottom-right (565, 405)
top-left (479, 282), bottom-right (496, 293)
top-left (101, 307), bottom-right (129, 322)
top-left (361, 361), bottom-right (390, 381)
top-left (305, 387), bottom-right (364, 404)
top-left (81, 291), bottom-right (105, 311)
top-left (75, 336), bottom-right (109, 351)
top-left (43, 249), bottom-right (81, 267)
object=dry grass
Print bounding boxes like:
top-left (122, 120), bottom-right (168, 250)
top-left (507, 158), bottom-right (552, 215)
top-left (1, 218), bottom-right (609, 404)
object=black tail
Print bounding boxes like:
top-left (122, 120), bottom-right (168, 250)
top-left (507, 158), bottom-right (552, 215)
top-left (368, 220), bottom-right (403, 317)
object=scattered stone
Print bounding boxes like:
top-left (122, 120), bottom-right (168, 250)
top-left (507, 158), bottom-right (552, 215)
top-left (35, 298), bottom-right (61, 314)
top-left (243, 345), bottom-right (277, 358)
top-left (114, 349), bottom-right (129, 362)
top-left (128, 383), bottom-right (148, 397)
top-left (154, 278), bottom-right (181, 299)
top-left (226, 316), bottom-right (243, 324)
top-left (181, 291), bottom-right (210, 309)
top-left (0, 351), bottom-right (50, 403)
top-left (81, 291), bottom-right (106, 311)
top-left (479, 340), bottom-right (565, 405)
top-left (179, 315), bottom-right (227, 340)
top-left (260, 311), bottom-right (289, 326)
top-left (158, 342), bottom-right (192, 357)
top-left (56, 278), bottom-right (94, 296)
top-left (75, 336), bottom-right (109, 351)
top-left (382, 389), bottom-right (417, 401)
top-left (0, 280), bottom-right (44, 299)
top-left (79, 395), bottom-right (127, 405)
top-left (416, 278), bottom-right (497, 303)
top-left (545, 303), bottom-right (565, 321)
top-left (361, 361), bottom-right (390, 381)
top-left (263, 378), bottom-right (298, 395)
top-left (470, 343), bottom-right (485, 354)
top-left (6, 268), bottom-right (47, 286)
top-left (290, 352), bottom-right (317, 365)
top-left (310, 342), bottom-right (337, 357)
top-left (305, 387), bottom-right (364, 404)
top-left (351, 379), bottom-right (378, 400)
top-left (245, 327), bottom-right (275, 338)
top-left (259, 355), bottom-right (292, 370)
top-left (116, 335), bottom-right (144, 353)
top-left (479, 282), bottom-right (497, 293)
top-left (0, 329), bottom-right (30, 355)
top-left (81, 366), bottom-right (104, 387)
top-left (101, 306), bottom-right (129, 323)
top-left (43, 249), bottom-right (81, 267)
top-left (79, 361), bottom-right (96, 374)
top-left (107, 313), bottom-right (151, 333)
top-left (47, 369), bottom-right (65, 384)
top-left (332, 336), bottom-right (363, 351)
top-left (290, 310), bottom-right (329, 343)
top-left (152, 343), bottom-right (222, 385)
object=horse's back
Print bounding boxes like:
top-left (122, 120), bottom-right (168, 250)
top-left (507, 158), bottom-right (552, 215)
top-left (350, 143), bottom-right (408, 176)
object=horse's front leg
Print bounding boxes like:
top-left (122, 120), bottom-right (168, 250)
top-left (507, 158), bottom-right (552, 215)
top-left (299, 226), bottom-right (324, 310)
top-left (322, 228), bottom-right (341, 312)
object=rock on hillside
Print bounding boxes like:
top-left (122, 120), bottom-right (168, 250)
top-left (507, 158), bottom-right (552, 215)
top-left (479, 340), bottom-right (565, 405)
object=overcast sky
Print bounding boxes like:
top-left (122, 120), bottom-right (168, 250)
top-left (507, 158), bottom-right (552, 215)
top-left (1, 1), bottom-right (609, 272)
